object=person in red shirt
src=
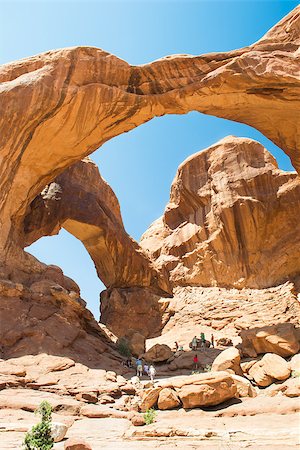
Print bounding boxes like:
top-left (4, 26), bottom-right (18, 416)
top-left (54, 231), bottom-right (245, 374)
top-left (193, 354), bottom-right (199, 370)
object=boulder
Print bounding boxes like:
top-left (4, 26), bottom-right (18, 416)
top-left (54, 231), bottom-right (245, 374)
top-left (211, 347), bottom-right (243, 376)
top-left (261, 353), bottom-right (291, 381)
top-left (64, 438), bottom-right (92, 450)
top-left (51, 422), bottom-right (68, 443)
top-left (248, 362), bottom-right (274, 387)
top-left (131, 414), bottom-right (146, 426)
top-left (144, 344), bottom-right (173, 363)
top-left (230, 374), bottom-right (257, 398)
top-left (177, 372), bottom-right (237, 408)
top-left (75, 392), bottom-right (98, 403)
top-left (248, 353), bottom-right (290, 387)
top-left (240, 323), bottom-right (299, 358)
top-left (157, 388), bottom-right (181, 410)
top-left (140, 387), bottom-right (162, 412)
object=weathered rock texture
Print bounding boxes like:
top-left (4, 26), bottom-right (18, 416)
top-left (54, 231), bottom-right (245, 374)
top-left (147, 282), bottom-right (300, 349)
top-left (0, 6), bottom-right (299, 269)
top-left (0, 7), bottom-right (299, 360)
top-left (23, 157), bottom-right (170, 295)
top-left (140, 136), bottom-right (300, 289)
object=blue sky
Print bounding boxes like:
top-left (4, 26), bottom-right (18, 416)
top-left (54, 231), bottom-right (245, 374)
top-left (1, 0), bottom-right (297, 318)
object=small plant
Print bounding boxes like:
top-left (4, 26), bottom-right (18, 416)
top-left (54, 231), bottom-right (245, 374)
top-left (191, 370), bottom-right (201, 375)
top-left (143, 408), bottom-right (157, 425)
top-left (23, 401), bottom-right (53, 450)
top-left (203, 364), bottom-right (212, 372)
top-left (116, 337), bottom-right (132, 358)
top-left (291, 370), bottom-right (300, 378)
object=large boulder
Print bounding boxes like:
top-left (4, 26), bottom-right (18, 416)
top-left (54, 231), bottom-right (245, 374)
top-left (51, 422), bottom-right (68, 443)
top-left (157, 388), bottom-right (181, 410)
top-left (211, 347), bottom-right (243, 376)
top-left (240, 323), bottom-right (300, 358)
top-left (249, 353), bottom-right (291, 387)
top-left (177, 372), bottom-right (236, 408)
top-left (143, 344), bottom-right (173, 363)
top-left (261, 353), bottom-right (291, 381)
top-left (140, 387), bottom-right (162, 412)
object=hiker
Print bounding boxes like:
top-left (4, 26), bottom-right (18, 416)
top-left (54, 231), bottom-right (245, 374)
top-left (149, 364), bottom-right (156, 382)
top-left (144, 363), bottom-right (149, 375)
top-left (136, 357), bottom-right (143, 377)
top-left (174, 341), bottom-right (179, 351)
top-left (126, 358), bottom-right (132, 368)
top-left (192, 336), bottom-right (198, 351)
top-left (211, 333), bottom-right (215, 348)
top-left (193, 354), bottom-right (199, 370)
top-left (200, 332), bottom-right (206, 348)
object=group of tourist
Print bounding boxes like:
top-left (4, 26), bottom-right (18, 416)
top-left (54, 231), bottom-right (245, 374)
top-left (191, 332), bottom-right (214, 350)
top-left (135, 358), bottom-right (156, 381)
top-left (122, 357), bottom-right (156, 382)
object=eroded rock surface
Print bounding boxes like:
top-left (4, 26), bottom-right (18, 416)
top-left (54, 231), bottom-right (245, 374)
top-left (140, 137), bottom-right (300, 289)
top-left (24, 157), bottom-right (171, 295)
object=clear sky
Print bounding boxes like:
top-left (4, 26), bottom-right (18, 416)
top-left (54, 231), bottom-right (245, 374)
top-left (1, 0), bottom-right (297, 319)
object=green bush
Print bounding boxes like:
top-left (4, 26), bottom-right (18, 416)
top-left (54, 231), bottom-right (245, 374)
top-left (143, 408), bottom-right (157, 425)
top-left (117, 337), bottom-right (132, 358)
top-left (23, 401), bottom-right (53, 450)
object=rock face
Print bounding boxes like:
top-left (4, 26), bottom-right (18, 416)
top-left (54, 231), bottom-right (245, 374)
top-left (0, 7), bottom-right (299, 360)
top-left (100, 287), bottom-right (170, 338)
top-left (23, 158), bottom-right (171, 296)
top-left (1, 7), bottom-right (300, 269)
top-left (140, 137), bottom-right (300, 289)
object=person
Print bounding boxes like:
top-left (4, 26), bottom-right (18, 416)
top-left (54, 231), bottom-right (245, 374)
top-left (174, 341), bottom-right (179, 351)
top-left (144, 363), bottom-right (149, 375)
top-left (149, 364), bottom-right (156, 382)
top-left (211, 333), bottom-right (215, 348)
top-left (136, 357), bottom-right (143, 377)
top-left (192, 336), bottom-right (198, 351)
top-left (179, 345), bottom-right (184, 351)
top-left (193, 354), bottom-right (199, 370)
top-left (126, 358), bottom-right (132, 368)
top-left (200, 332), bottom-right (206, 348)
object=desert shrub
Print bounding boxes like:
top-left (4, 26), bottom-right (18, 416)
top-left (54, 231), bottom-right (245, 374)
top-left (203, 364), bottom-right (212, 372)
top-left (143, 408), bottom-right (157, 425)
top-left (117, 337), bottom-right (132, 358)
top-left (23, 401), bottom-right (53, 450)
top-left (291, 370), bottom-right (300, 378)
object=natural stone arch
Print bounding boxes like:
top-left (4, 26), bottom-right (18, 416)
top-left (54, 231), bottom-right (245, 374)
top-left (0, 5), bottom-right (299, 268)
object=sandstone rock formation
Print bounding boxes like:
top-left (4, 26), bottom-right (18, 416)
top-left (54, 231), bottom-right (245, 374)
top-left (248, 353), bottom-right (291, 387)
top-left (240, 322), bottom-right (300, 357)
top-left (211, 347), bottom-right (243, 376)
top-left (0, 5), bottom-right (299, 276)
top-left (0, 6), bottom-right (299, 370)
top-left (143, 344), bottom-right (173, 363)
top-left (157, 388), bottom-right (181, 410)
top-left (140, 137), bottom-right (300, 289)
top-left (100, 287), bottom-right (170, 338)
top-left (23, 157), bottom-right (171, 295)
